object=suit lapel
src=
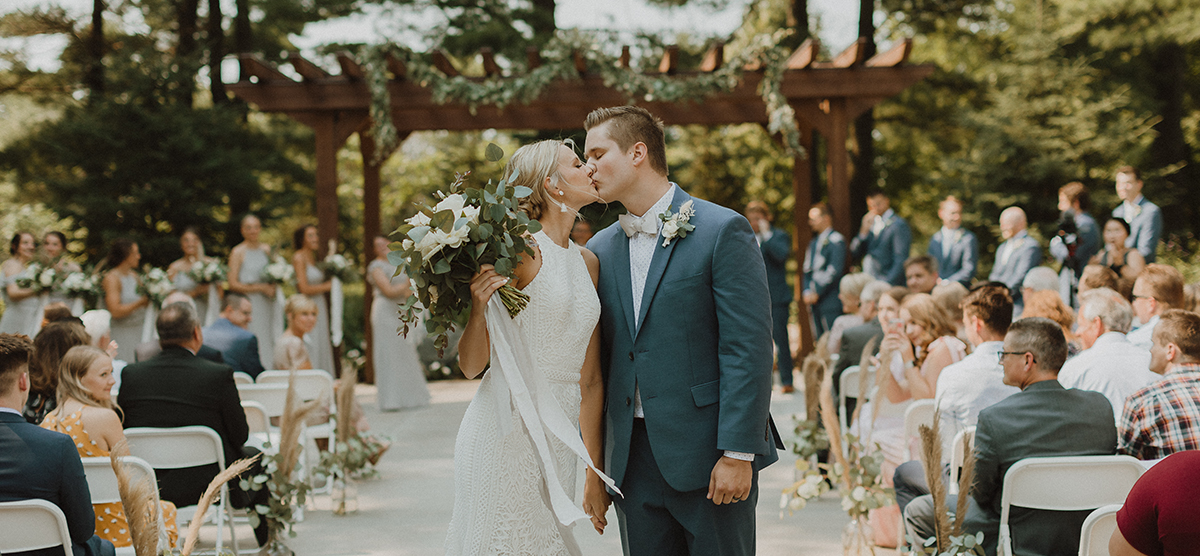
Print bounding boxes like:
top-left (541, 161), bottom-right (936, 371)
top-left (610, 228), bottom-right (637, 340)
top-left (636, 187), bottom-right (690, 336)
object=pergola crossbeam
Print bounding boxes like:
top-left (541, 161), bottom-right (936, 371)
top-left (287, 52), bottom-right (332, 81)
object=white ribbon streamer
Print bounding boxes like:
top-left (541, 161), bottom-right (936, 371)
top-left (204, 283), bottom-right (220, 327)
top-left (330, 277), bottom-right (344, 347)
top-left (141, 304), bottom-right (158, 343)
top-left (483, 297), bottom-right (621, 528)
top-left (272, 286), bottom-right (286, 344)
top-left (31, 293), bottom-right (48, 336)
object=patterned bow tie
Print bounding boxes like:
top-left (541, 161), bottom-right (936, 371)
top-left (619, 213), bottom-right (659, 238)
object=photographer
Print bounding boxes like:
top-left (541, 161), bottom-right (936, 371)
top-left (1050, 182), bottom-right (1101, 307)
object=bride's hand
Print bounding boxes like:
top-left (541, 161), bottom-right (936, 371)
top-left (582, 472), bottom-right (611, 534)
top-left (469, 264), bottom-right (508, 312)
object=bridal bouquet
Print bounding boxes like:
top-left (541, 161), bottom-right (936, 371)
top-left (139, 267), bottom-right (175, 307)
top-left (320, 253), bottom-right (358, 283)
top-left (15, 262), bottom-right (56, 294)
top-left (389, 164), bottom-right (541, 354)
top-left (262, 256), bottom-right (295, 286)
top-left (187, 258), bottom-right (227, 285)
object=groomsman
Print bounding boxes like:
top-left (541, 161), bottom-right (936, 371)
top-left (850, 189), bottom-right (912, 286)
top-left (1050, 182), bottom-right (1101, 307)
top-left (801, 203), bottom-right (847, 341)
top-left (989, 207), bottom-right (1042, 313)
top-left (927, 195), bottom-right (978, 286)
top-left (746, 201), bottom-right (798, 392)
top-left (1112, 166), bottom-right (1163, 263)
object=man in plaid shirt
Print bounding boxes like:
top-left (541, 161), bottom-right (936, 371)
top-left (1119, 309), bottom-right (1200, 459)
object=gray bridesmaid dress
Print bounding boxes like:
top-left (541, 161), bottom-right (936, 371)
top-left (369, 259), bottom-right (429, 410)
top-left (108, 273), bottom-right (145, 363)
top-left (239, 248), bottom-right (277, 370)
top-left (304, 263), bottom-right (336, 374)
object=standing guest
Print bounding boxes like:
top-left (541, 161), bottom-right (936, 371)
top-left (0, 334), bottom-right (116, 556)
top-left (1090, 218), bottom-right (1146, 288)
top-left (101, 239), bottom-right (149, 364)
top-left (850, 189), bottom-right (912, 286)
top-left (570, 220), bottom-right (594, 246)
top-left (1, 232), bottom-right (42, 337)
top-left (746, 200), bottom-right (799, 392)
top-left (1111, 166), bottom-right (1162, 263)
top-left (988, 207), bottom-right (1041, 313)
top-left (1126, 264), bottom-right (1185, 350)
top-left (166, 228), bottom-right (217, 325)
top-left (1050, 183), bottom-right (1101, 307)
top-left (928, 195), bottom-right (978, 287)
top-left (291, 224), bottom-right (335, 374)
top-left (1118, 309), bottom-right (1200, 460)
top-left (1020, 290), bottom-right (1080, 354)
top-left (22, 321), bottom-right (91, 424)
top-left (40, 346), bottom-right (179, 549)
top-left (1109, 451), bottom-right (1200, 556)
top-left (227, 214), bottom-right (278, 370)
top-left (904, 255), bottom-right (938, 294)
top-left (1079, 264), bottom-right (1121, 297)
top-left (42, 231), bottom-right (83, 309)
top-left (368, 236), bottom-right (429, 410)
top-left (905, 318), bottom-right (1117, 556)
top-left (835, 285), bottom-right (907, 416)
top-left (827, 273), bottom-right (875, 355)
top-left (202, 292), bottom-right (265, 379)
top-left (799, 202), bottom-right (846, 341)
top-left (1058, 288), bottom-right (1156, 421)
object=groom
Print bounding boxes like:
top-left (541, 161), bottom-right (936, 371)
top-left (585, 106), bottom-right (781, 555)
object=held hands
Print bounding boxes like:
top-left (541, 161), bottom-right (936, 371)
top-left (708, 456), bottom-right (753, 505)
top-left (469, 264), bottom-right (508, 315)
top-left (582, 471), bottom-right (611, 534)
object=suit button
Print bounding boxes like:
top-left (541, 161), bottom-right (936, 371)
top-left (625, 397), bottom-right (632, 406)
top-left (628, 351), bottom-right (635, 361)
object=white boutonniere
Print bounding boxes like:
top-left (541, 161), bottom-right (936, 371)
top-left (658, 200), bottom-right (696, 247)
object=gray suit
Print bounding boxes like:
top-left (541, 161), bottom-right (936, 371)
top-left (1112, 197), bottom-right (1163, 263)
top-left (988, 232), bottom-right (1041, 309)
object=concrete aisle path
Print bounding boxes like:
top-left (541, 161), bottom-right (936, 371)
top-left (270, 380), bottom-right (849, 555)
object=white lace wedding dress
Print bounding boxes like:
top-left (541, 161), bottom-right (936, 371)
top-left (445, 231), bottom-right (601, 556)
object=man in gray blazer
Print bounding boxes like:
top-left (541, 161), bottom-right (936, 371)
top-left (586, 106), bottom-right (780, 556)
top-left (1111, 166), bottom-right (1162, 263)
top-left (928, 195), bottom-right (978, 286)
top-left (850, 189), bottom-right (911, 286)
top-left (904, 318), bottom-right (1117, 556)
top-left (988, 207), bottom-right (1041, 312)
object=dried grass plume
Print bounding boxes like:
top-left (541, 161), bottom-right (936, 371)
top-left (178, 455), bottom-right (260, 556)
top-left (108, 441), bottom-right (160, 556)
top-left (918, 417), bottom-right (951, 551)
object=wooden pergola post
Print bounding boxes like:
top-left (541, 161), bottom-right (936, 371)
top-left (360, 131), bottom-right (381, 384)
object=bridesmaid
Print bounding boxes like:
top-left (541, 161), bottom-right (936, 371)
top-left (42, 231), bottom-right (82, 308)
top-left (102, 239), bottom-right (149, 363)
top-left (1, 232), bottom-right (43, 336)
top-left (167, 228), bottom-right (216, 325)
top-left (368, 235), bottom-right (429, 410)
top-left (291, 224), bottom-right (335, 374)
top-left (228, 214), bottom-right (278, 370)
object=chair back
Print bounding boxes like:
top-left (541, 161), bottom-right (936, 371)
top-left (236, 382), bottom-right (291, 420)
top-left (948, 426), bottom-right (976, 494)
top-left (255, 369), bottom-right (334, 407)
top-left (232, 371), bottom-right (254, 385)
top-left (243, 401), bottom-right (269, 435)
top-left (997, 455), bottom-right (1144, 556)
top-left (0, 499), bottom-right (74, 556)
top-left (1078, 504), bottom-right (1122, 556)
top-left (81, 456), bottom-right (158, 505)
top-left (838, 366), bottom-right (874, 436)
top-left (902, 399), bottom-right (937, 461)
top-left (124, 426), bottom-right (225, 470)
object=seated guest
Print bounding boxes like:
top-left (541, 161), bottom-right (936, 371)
top-left (1078, 264), bottom-right (1121, 297)
top-left (931, 281), bottom-right (969, 341)
top-left (40, 346), bottom-right (178, 548)
top-left (833, 283), bottom-right (903, 414)
top-left (827, 273), bottom-right (875, 355)
top-left (134, 291), bottom-right (224, 364)
top-left (1184, 282), bottom-right (1200, 314)
top-left (0, 333), bottom-right (115, 556)
top-left (892, 284), bottom-right (1019, 511)
top-left (904, 255), bottom-right (938, 295)
top-left (1119, 309), bottom-right (1200, 459)
top-left (1109, 451), bottom-right (1200, 556)
top-left (202, 292), bottom-right (265, 379)
top-left (1091, 217), bottom-right (1146, 286)
top-left (42, 302), bottom-right (81, 327)
top-left (1058, 288), bottom-right (1156, 421)
top-left (1020, 290), bottom-right (1079, 354)
top-left (80, 310), bottom-right (124, 394)
top-left (23, 321), bottom-right (91, 424)
top-left (117, 302), bottom-right (268, 546)
top-left (1020, 266), bottom-right (1060, 302)
top-left (905, 317), bottom-right (1117, 556)
top-left (1126, 264), bottom-right (1185, 350)
top-left (275, 294), bottom-right (320, 371)
top-left (988, 207), bottom-right (1041, 313)
top-left (928, 195), bottom-right (977, 287)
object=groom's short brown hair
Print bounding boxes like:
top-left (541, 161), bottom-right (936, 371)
top-left (585, 106), bottom-right (668, 176)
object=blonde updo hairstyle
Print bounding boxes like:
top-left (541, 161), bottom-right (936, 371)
top-left (57, 345), bottom-right (120, 415)
top-left (504, 139), bottom-right (575, 220)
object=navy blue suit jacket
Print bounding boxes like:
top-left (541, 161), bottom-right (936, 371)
top-left (760, 226), bottom-right (793, 304)
top-left (802, 229), bottom-right (846, 314)
top-left (202, 318), bottom-right (266, 378)
top-left (1112, 197), bottom-right (1163, 263)
top-left (0, 411), bottom-right (97, 556)
top-left (588, 187), bottom-right (780, 493)
top-left (850, 212), bottom-right (912, 285)
top-left (928, 228), bottom-right (978, 286)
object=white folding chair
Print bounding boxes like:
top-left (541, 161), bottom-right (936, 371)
top-left (948, 426), bottom-right (976, 495)
top-left (902, 399), bottom-right (937, 461)
top-left (998, 456), bottom-right (1144, 556)
top-left (242, 401), bottom-right (277, 454)
top-left (838, 365), bottom-right (875, 438)
top-left (1078, 504), bottom-right (1122, 556)
top-left (254, 370), bottom-right (336, 489)
top-left (81, 456), bottom-right (163, 556)
top-left (0, 499), bottom-right (73, 556)
top-left (232, 372), bottom-right (254, 385)
top-left (236, 382), bottom-right (290, 422)
top-left (124, 426), bottom-right (239, 554)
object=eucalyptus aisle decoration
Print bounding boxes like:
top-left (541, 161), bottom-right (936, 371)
top-left (357, 29), bottom-right (802, 161)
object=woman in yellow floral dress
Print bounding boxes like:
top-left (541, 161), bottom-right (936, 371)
top-left (40, 345), bottom-right (178, 547)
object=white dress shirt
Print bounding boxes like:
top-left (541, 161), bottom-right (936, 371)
top-left (1126, 314), bottom-right (1160, 351)
top-left (1058, 332), bottom-right (1156, 421)
top-left (939, 227), bottom-right (960, 258)
top-left (0, 406), bottom-right (21, 417)
top-left (1121, 195), bottom-right (1145, 224)
top-left (934, 341), bottom-right (1019, 460)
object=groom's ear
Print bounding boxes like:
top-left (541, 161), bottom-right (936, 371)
top-left (629, 142), bottom-right (648, 168)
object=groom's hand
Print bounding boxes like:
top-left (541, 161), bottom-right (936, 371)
top-left (708, 457), bottom-right (753, 505)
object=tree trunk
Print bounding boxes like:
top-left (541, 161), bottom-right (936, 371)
top-left (849, 0), bottom-right (877, 223)
top-left (234, 0), bottom-right (252, 79)
top-left (529, 0), bottom-right (556, 43)
top-left (85, 0), bottom-right (105, 100)
top-left (207, 0), bottom-right (226, 103)
top-left (1148, 42), bottom-right (1188, 169)
top-left (176, 0), bottom-right (202, 106)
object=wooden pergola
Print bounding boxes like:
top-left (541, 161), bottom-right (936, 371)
top-left (227, 38), bottom-right (934, 381)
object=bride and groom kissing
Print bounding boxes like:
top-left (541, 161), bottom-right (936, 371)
top-left (445, 105), bottom-right (784, 556)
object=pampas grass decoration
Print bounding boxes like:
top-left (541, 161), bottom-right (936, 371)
top-left (817, 361), bottom-right (854, 491)
top-left (277, 370), bottom-right (321, 485)
top-left (335, 365), bottom-right (357, 445)
top-left (108, 442), bottom-right (160, 556)
top-left (178, 455), bottom-right (260, 556)
top-left (849, 336), bottom-right (879, 427)
top-left (953, 434), bottom-right (977, 535)
top-left (801, 352), bottom-right (825, 422)
top-left (918, 418), bottom-right (952, 551)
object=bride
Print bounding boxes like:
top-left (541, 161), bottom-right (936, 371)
top-left (444, 139), bottom-right (611, 556)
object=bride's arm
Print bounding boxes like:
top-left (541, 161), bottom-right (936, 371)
top-left (458, 248), bottom-right (540, 379)
top-left (578, 247), bottom-right (610, 533)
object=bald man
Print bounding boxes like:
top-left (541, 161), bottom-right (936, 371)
top-left (989, 207), bottom-right (1042, 313)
